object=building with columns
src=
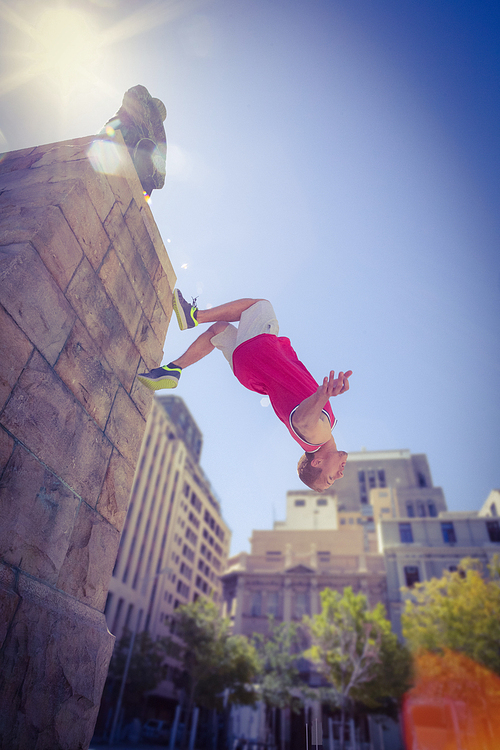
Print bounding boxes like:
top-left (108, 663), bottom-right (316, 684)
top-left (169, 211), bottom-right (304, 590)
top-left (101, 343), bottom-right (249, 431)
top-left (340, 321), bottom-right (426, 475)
top-left (222, 490), bottom-right (387, 641)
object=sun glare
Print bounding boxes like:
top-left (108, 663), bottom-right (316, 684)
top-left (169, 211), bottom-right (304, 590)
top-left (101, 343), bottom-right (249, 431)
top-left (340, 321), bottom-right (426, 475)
top-left (33, 8), bottom-right (100, 96)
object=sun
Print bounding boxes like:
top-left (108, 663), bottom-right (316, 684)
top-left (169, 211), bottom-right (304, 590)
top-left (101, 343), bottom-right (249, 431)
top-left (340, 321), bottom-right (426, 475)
top-left (33, 8), bottom-right (100, 97)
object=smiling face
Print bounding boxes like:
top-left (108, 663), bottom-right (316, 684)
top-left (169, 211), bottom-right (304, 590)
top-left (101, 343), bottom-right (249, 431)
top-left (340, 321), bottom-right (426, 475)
top-left (311, 449), bottom-right (348, 491)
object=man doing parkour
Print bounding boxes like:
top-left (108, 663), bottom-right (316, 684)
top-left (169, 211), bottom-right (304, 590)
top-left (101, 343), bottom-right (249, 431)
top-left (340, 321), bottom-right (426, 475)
top-left (138, 290), bottom-right (352, 491)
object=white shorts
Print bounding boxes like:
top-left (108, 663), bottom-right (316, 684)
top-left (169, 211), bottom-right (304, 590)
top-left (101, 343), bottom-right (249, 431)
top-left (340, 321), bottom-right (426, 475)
top-left (210, 300), bottom-right (279, 370)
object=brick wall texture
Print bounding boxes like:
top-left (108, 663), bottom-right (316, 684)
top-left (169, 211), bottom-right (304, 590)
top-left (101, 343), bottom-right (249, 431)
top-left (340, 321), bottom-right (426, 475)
top-left (0, 133), bottom-right (176, 750)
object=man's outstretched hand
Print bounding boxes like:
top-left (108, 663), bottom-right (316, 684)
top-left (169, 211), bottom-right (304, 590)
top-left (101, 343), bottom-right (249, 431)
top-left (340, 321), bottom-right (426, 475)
top-left (318, 370), bottom-right (353, 400)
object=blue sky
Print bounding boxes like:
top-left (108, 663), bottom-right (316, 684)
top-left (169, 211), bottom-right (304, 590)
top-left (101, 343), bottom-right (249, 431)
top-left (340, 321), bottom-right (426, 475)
top-left (1, 0), bottom-right (499, 555)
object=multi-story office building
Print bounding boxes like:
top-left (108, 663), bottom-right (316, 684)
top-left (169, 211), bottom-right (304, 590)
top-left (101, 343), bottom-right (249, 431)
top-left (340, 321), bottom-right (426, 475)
top-left (104, 395), bottom-right (231, 709)
top-left (334, 449), bottom-right (447, 519)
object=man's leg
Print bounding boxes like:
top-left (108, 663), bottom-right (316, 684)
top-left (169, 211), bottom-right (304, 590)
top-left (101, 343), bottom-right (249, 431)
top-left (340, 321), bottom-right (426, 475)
top-left (138, 293), bottom-right (266, 391)
top-left (196, 299), bottom-right (265, 324)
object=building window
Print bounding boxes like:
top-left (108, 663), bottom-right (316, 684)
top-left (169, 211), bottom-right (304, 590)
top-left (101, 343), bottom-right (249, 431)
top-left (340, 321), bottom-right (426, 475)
top-left (441, 522), bottom-right (456, 544)
top-left (294, 500), bottom-right (305, 507)
top-left (399, 523), bottom-right (413, 543)
top-left (404, 566), bottom-right (420, 587)
top-left (294, 591), bottom-right (309, 618)
top-left (317, 498), bottom-right (327, 506)
top-left (427, 501), bottom-right (437, 517)
top-left (267, 591), bottom-right (279, 617)
top-left (490, 504), bottom-right (498, 518)
top-left (378, 469), bottom-right (386, 488)
top-left (486, 520), bottom-right (500, 542)
top-left (417, 472), bottom-right (428, 488)
top-left (367, 470), bottom-right (376, 489)
top-left (250, 591), bottom-right (262, 617)
top-left (406, 503), bottom-right (415, 518)
top-left (416, 501), bottom-right (426, 518)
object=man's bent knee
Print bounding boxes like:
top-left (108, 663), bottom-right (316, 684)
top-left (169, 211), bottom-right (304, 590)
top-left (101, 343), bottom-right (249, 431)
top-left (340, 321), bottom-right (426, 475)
top-left (209, 321), bottom-right (230, 335)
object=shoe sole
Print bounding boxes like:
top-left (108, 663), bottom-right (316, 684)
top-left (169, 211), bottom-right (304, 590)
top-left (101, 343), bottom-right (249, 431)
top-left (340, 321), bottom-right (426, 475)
top-left (173, 289), bottom-right (189, 331)
top-left (137, 374), bottom-right (179, 391)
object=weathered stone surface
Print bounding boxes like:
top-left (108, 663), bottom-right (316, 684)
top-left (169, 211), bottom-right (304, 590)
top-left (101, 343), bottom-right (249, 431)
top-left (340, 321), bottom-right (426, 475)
top-left (130, 361), bottom-right (154, 419)
top-left (152, 261), bottom-right (175, 319)
top-left (0, 176), bottom-right (82, 209)
top-left (0, 445), bottom-right (80, 585)
top-left (99, 246), bottom-right (142, 340)
top-left (58, 181), bottom-right (110, 270)
top-left (104, 202), bottom-right (157, 318)
top-left (0, 304), bottom-right (34, 409)
top-left (0, 427), bottom-right (14, 476)
top-left (140, 203), bottom-right (176, 290)
top-left (56, 501), bottom-right (120, 609)
top-left (0, 242), bottom-right (75, 365)
top-left (49, 156), bottom-right (116, 223)
top-left (0, 205), bottom-right (83, 292)
top-left (0, 562), bottom-right (18, 649)
top-left (150, 293), bottom-right (170, 342)
top-left (124, 198), bottom-right (160, 279)
top-left (0, 573), bottom-right (114, 750)
top-left (54, 318), bottom-right (119, 431)
top-left (134, 311), bottom-right (163, 370)
top-left (66, 257), bottom-right (140, 391)
top-left (96, 448), bottom-right (135, 533)
top-left (106, 386), bottom-right (146, 467)
top-left (1, 351), bottom-right (113, 505)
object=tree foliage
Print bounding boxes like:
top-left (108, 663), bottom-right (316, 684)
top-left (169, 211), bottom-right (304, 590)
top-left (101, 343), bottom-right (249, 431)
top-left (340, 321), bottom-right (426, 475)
top-left (253, 618), bottom-right (306, 713)
top-left (305, 586), bottom-right (412, 743)
top-left (106, 629), bottom-right (170, 711)
top-left (172, 597), bottom-right (259, 712)
top-left (401, 556), bottom-right (500, 675)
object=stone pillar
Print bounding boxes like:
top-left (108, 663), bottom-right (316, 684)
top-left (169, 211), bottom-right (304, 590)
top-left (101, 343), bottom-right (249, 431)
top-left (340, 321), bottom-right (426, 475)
top-left (0, 132), bottom-right (175, 749)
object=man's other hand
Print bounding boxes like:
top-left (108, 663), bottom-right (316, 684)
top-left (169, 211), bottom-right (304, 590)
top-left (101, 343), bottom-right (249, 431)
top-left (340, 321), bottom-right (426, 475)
top-left (318, 370), bottom-right (353, 399)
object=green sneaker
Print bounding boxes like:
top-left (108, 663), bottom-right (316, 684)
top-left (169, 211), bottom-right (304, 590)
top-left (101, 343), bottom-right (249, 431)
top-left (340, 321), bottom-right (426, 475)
top-left (173, 289), bottom-right (198, 330)
top-left (138, 362), bottom-right (182, 391)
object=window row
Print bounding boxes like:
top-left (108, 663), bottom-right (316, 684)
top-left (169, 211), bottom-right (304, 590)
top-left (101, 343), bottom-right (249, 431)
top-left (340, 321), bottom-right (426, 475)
top-left (399, 520), bottom-right (500, 544)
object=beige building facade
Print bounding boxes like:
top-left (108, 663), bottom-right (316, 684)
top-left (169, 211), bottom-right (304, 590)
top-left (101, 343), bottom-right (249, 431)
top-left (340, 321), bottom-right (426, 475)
top-left (105, 395), bottom-right (231, 705)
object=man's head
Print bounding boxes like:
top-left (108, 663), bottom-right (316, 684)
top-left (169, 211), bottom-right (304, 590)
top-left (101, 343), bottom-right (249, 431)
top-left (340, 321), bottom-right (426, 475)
top-left (297, 448), bottom-right (348, 492)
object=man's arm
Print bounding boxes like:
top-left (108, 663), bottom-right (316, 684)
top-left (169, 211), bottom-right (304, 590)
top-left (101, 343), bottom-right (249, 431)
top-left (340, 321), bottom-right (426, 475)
top-left (291, 370), bottom-right (352, 445)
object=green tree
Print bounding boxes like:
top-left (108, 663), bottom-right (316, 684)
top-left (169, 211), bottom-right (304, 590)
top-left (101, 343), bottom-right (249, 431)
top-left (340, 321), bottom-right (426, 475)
top-left (305, 587), bottom-right (412, 750)
top-left (401, 556), bottom-right (500, 675)
top-left (172, 597), bottom-right (259, 721)
top-left (253, 618), bottom-right (307, 737)
top-left (105, 628), bottom-right (170, 714)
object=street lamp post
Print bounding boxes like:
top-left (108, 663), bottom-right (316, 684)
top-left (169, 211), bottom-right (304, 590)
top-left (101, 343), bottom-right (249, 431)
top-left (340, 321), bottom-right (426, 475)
top-left (108, 566), bottom-right (172, 745)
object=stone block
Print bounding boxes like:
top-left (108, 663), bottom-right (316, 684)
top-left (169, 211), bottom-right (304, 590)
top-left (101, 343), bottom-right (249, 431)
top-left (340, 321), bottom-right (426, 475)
top-left (130, 361), bottom-right (154, 420)
top-left (140, 204), bottom-right (177, 290)
top-left (0, 304), bottom-right (34, 410)
top-left (0, 176), bottom-right (82, 210)
top-left (0, 242), bottom-right (75, 365)
top-left (98, 246), bottom-right (142, 340)
top-left (0, 146), bottom-right (37, 174)
top-left (57, 181), bottom-right (110, 271)
top-left (48, 156), bottom-right (116, 223)
top-left (0, 572), bottom-right (114, 750)
top-left (56, 501), bottom-right (120, 609)
top-left (0, 426), bottom-right (14, 476)
top-left (134, 312), bottom-right (164, 370)
top-left (105, 386), bottom-right (145, 467)
top-left (96, 448), bottom-right (135, 533)
top-left (0, 444), bottom-right (80, 585)
top-left (0, 205), bottom-right (83, 292)
top-left (150, 293), bottom-right (170, 342)
top-left (66, 257), bottom-right (140, 391)
top-left (54, 318), bottom-right (120, 431)
top-left (0, 562), bottom-right (18, 649)
top-left (104, 203), bottom-right (157, 318)
top-left (1, 351), bottom-right (113, 506)
top-left (124, 198), bottom-right (160, 279)
top-left (153, 261), bottom-right (175, 319)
